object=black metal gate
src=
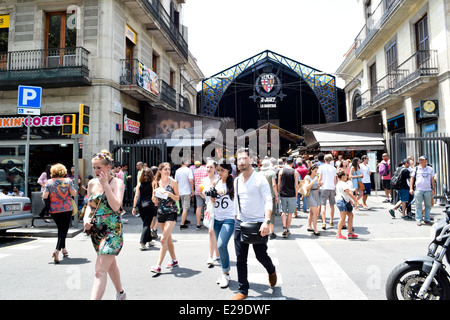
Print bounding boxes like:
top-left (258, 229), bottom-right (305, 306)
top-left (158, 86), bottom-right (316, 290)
top-left (390, 133), bottom-right (450, 195)
top-left (109, 139), bottom-right (167, 205)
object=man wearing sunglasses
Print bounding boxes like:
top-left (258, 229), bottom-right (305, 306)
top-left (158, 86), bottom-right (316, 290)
top-left (410, 156), bottom-right (435, 226)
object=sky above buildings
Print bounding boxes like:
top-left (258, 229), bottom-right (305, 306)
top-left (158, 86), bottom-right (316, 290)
top-left (184, 0), bottom-right (364, 87)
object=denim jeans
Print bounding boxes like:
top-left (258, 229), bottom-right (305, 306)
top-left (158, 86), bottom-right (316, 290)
top-left (213, 218), bottom-right (235, 273)
top-left (414, 190), bottom-right (432, 222)
top-left (234, 219), bottom-right (276, 295)
top-left (297, 193), bottom-right (308, 211)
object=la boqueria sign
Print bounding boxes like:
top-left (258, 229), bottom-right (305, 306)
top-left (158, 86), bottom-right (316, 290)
top-left (0, 115), bottom-right (63, 128)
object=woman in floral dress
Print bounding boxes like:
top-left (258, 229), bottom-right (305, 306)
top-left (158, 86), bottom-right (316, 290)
top-left (83, 150), bottom-right (126, 300)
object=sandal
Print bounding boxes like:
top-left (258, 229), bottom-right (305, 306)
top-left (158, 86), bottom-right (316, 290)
top-left (52, 250), bottom-right (60, 264)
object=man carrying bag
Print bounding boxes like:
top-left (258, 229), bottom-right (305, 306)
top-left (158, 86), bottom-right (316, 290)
top-left (232, 148), bottom-right (277, 300)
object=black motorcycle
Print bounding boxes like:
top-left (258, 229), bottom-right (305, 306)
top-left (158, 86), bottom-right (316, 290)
top-left (386, 185), bottom-right (450, 300)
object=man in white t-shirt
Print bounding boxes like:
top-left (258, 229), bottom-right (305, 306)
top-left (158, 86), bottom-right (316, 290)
top-left (232, 148), bottom-right (276, 300)
top-left (359, 155), bottom-right (372, 209)
top-left (318, 154), bottom-right (337, 229)
top-left (175, 159), bottom-right (194, 229)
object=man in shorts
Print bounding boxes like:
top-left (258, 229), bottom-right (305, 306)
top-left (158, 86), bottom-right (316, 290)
top-left (389, 159), bottom-right (412, 219)
top-left (175, 159), bottom-right (194, 229)
top-left (278, 157), bottom-right (299, 238)
top-left (318, 154), bottom-right (337, 229)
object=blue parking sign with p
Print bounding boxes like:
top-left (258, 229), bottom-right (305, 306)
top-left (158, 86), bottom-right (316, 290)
top-left (18, 85), bottom-right (42, 109)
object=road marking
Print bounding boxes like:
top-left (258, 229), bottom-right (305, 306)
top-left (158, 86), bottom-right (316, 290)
top-left (297, 239), bottom-right (368, 300)
top-left (9, 245), bottom-right (41, 251)
top-left (248, 257), bottom-right (279, 266)
top-left (0, 254), bottom-right (11, 259)
top-left (248, 273), bottom-right (283, 285)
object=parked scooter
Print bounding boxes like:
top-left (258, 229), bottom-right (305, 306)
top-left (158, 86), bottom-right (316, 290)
top-left (386, 185), bottom-right (450, 300)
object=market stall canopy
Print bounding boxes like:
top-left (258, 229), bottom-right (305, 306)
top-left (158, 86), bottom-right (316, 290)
top-left (237, 122), bottom-right (303, 144)
top-left (302, 115), bottom-right (385, 151)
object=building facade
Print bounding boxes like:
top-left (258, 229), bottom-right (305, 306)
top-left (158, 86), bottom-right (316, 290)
top-left (337, 0), bottom-right (449, 146)
top-left (336, 0), bottom-right (450, 193)
top-left (0, 0), bottom-right (203, 194)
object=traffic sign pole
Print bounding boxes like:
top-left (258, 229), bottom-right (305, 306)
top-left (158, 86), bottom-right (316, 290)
top-left (24, 116), bottom-right (30, 197)
top-left (17, 86), bottom-right (42, 198)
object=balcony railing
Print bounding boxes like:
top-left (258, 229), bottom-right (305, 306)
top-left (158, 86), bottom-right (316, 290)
top-left (143, 0), bottom-right (188, 59)
top-left (356, 50), bottom-right (439, 115)
top-left (0, 47), bottom-right (90, 87)
top-left (159, 80), bottom-right (177, 108)
top-left (394, 50), bottom-right (439, 89)
top-left (0, 47), bottom-right (89, 72)
top-left (119, 58), bottom-right (160, 101)
top-left (355, 0), bottom-right (401, 53)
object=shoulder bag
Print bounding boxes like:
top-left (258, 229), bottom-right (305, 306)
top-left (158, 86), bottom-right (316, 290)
top-left (84, 192), bottom-right (105, 236)
top-left (236, 177), bottom-right (268, 245)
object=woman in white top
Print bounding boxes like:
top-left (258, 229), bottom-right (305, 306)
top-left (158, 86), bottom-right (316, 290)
top-left (200, 160), bottom-right (219, 266)
top-left (211, 159), bottom-right (235, 288)
top-left (335, 171), bottom-right (361, 240)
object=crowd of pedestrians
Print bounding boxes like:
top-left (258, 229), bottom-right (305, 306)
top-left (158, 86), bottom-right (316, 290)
top-left (36, 146), bottom-right (438, 300)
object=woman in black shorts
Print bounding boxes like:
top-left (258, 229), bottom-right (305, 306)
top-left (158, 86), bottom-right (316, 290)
top-left (151, 162), bottom-right (180, 274)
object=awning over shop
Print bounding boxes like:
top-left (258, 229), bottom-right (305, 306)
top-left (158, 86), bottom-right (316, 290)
top-left (302, 115), bottom-right (385, 151)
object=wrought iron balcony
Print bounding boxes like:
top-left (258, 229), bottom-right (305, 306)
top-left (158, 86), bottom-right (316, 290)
top-left (0, 47), bottom-right (90, 88)
top-left (119, 58), bottom-right (159, 102)
top-left (159, 80), bottom-right (177, 109)
top-left (356, 50), bottom-right (439, 117)
top-left (143, 0), bottom-right (188, 61)
top-left (394, 50), bottom-right (439, 94)
top-left (354, 0), bottom-right (417, 58)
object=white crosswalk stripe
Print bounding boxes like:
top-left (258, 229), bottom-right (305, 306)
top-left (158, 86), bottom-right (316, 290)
top-left (297, 239), bottom-right (368, 300)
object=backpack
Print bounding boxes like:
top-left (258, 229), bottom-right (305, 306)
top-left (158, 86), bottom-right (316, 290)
top-left (390, 167), bottom-right (404, 190)
top-left (379, 162), bottom-right (390, 176)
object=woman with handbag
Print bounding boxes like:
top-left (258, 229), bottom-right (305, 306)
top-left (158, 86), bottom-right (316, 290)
top-left (211, 159), bottom-right (235, 288)
top-left (304, 165), bottom-right (321, 236)
top-left (83, 150), bottom-right (126, 300)
top-left (43, 163), bottom-right (77, 264)
top-left (132, 168), bottom-right (157, 251)
top-left (150, 162), bottom-right (180, 274)
top-left (336, 171), bottom-right (361, 240)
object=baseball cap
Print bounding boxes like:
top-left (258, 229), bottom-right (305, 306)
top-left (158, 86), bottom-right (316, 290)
top-left (419, 156), bottom-right (428, 160)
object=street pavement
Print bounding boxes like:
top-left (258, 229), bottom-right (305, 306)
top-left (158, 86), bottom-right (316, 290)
top-left (0, 193), bottom-right (445, 300)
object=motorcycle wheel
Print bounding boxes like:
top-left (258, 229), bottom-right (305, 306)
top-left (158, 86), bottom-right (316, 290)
top-left (386, 261), bottom-right (450, 300)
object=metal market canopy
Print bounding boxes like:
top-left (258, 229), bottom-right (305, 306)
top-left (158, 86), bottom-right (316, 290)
top-left (303, 115), bottom-right (385, 151)
top-left (201, 50), bottom-right (337, 123)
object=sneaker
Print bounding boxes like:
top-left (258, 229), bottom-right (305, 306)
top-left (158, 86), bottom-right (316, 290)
top-left (147, 240), bottom-right (155, 247)
top-left (116, 290), bottom-right (127, 300)
top-left (348, 233), bottom-right (359, 239)
top-left (196, 225), bottom-right (202, 231)
top-left (336, 234), bottom-right (347, 240)
top-left (389, 209), bottom-right (395, 218)
top-left (383, 198), bottom-right (390, 203)
top-left (219, 274), bottom-right (230, 288)
top-left (140, 244), bottom-right (148, 251)
top-left (151, 266), bottom-right (161, 274)
top-left (206, 257), bottom-right (214, 265)
top-left (269, 233), bottom-right (277, 240)
top-left (282, 229), bottom-right (287, 238)
top-left (166, 260), bottom-right (178, 269)
top-left (286, 230), bottom-right (291, 238)
top-left (180, 224), bottom-right (189, 229)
